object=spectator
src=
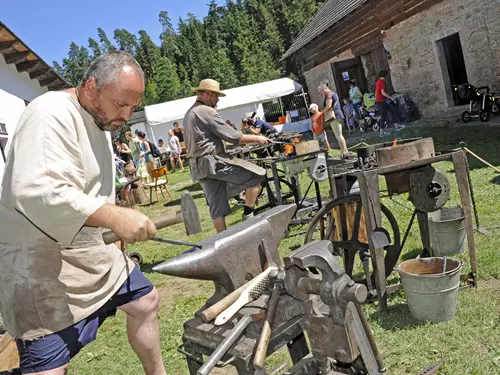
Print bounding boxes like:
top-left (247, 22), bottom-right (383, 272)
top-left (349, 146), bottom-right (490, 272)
top-left (342, 97), bottom-right (357, 132)
top-left (114, 138), bottom-right (132, 164)
top-left (125, 130), bottom-right (141, 167)
top-left (309, 103), bottom-right (331, 152)
top-left (317, 83), bottom-right (349, 156)
top-left (157, 138), bottom-right (170, 167)
top-left (375, 70), bottom-right (405, 137)
top-left (173, 121), bottom-right (184, 142)
top-left (348, 80), bottom-right (363, 120)
top-left (137, 131), bottom-right (156, 178)
top-left (226, 120), bottom-right (237, 130)
top-left (168, 129), bottom-right (185, 172)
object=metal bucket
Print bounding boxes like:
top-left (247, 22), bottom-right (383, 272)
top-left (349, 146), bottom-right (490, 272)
top-left (397, 257), bottom-right (462, 323)
top-left (428, 206), bottom-right (466, 256)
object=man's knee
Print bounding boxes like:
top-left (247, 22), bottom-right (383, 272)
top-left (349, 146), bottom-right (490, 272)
top-left (31, 363), bottom-right (69, 375)
top-left (121, 287), bottom-right (160, 318)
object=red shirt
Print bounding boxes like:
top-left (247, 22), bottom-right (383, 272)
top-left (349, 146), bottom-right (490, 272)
top-left (375, 78), bottom-right (386, 102)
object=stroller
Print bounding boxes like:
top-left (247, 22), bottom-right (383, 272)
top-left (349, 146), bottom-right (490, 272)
top-left (455, 84), bottom-right (495, 122)
top-left (359, 92), bottom-right (381, 132)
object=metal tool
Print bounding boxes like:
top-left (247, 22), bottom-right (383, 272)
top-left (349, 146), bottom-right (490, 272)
top-left (416, 359), bottom-right (444, 375)
top-left (197, 308), bottom-right (266, 375)
top-left (215, 267), bottom-right (276, 326)
top-left (253, 283), bottom-right (282, 369)
top-left (201, 282), bottom-right (249, 323)
top-left (103, 190), bottom-right (201, 245)
top-left (151, 237), bottom-right (202, 249)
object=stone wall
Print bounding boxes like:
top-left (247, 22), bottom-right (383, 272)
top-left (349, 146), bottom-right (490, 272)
top-left (304, 60), bottom-right (337, 108)
top-left (384, 0), bottom-right (500, 117)
top-left (360, 53), bottom-right (377, 92)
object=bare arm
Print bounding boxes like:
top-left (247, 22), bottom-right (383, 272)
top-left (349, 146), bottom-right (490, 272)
top-left (240, 134), bottom-right (269, 145)
top-left (321, 98), bottom-right (333, 114)
top-left (250, 127), bottom-right (261, 135)
top-left (86, 203), bottom-right (156, 243)
top-left (139, 140), bottom-right (151, 157)
top-left (121, 143), bottom-right (131, 154)
top-left (381, 88), bottom-right (394, 101)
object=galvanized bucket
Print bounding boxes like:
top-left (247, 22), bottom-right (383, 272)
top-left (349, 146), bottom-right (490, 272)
top-left (428, 206), bottom-right (466, 256)
top-left (397, 257), bottom-right (462, 323)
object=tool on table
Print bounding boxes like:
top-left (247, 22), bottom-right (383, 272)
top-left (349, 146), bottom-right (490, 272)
top-left (416, 359), bottom-right (444, 375)
top-left (253, 282), bottom-right (283, 369)
top-left (150, 237), bottom-right (202, 249)
top-left (214, 266), bottom-right (277, 326)
top-left (197, 307), bottom-right (266, 375)
top-left (201, 282), bottom-right (249, 323)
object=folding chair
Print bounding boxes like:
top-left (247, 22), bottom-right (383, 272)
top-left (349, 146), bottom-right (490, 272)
top-left (143, 166), bottom-right (173, 204)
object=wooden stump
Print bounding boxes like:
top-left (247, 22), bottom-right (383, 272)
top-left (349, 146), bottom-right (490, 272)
top-left (0, 333), bottom-right (20, 371)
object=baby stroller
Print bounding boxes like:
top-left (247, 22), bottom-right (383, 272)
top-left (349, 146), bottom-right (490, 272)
top-left (455, 84), bottom-right (493, 122)
top-left (359, 92), bottom-right (381, 132)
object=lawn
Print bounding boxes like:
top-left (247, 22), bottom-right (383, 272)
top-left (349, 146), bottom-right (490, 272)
top-left (70, 122), bottom-right (500, 375)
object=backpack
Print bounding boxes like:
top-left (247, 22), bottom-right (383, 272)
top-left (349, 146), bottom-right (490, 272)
top-left (147, 141), bottom-right (162, 159)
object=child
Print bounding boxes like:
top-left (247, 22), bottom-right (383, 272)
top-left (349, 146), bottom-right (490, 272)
top-left (343, 97), bottom-right (357, 132)
top-left (168, 129), bottom-right (185, 172)
top-left (309, 103), bottom-right (331, 152)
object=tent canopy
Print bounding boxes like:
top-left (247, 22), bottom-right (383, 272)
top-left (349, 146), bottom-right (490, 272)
top-left (145, 78), bottom-right (302, 126)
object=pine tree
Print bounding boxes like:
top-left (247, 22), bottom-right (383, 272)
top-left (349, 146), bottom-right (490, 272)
top-left (88, 37), bottom-right (102, 58)
top-left (97, 28), bottom-right (116, 52)
top-left (136, 30), bottom-right (161, 82)
top-left (59, 42), bottom-right (92, 86)
top-left (113, 29), bottom-right (139, 56)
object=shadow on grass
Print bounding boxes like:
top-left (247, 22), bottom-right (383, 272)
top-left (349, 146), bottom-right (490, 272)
top-left (138, 261), bottom-right (165, 275)
top-left (490, 175), bottom-right (500, 185)
top-left (163, 192), bottom-right (205, 208)
top-left (371, 299), bottom-right (423, 330)
top-left (400, 248), bottom-right (423, 262)
top-left (177, 182), bottom-right (202, 193)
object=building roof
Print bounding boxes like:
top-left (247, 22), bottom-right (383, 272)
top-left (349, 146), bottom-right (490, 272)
top-left (282, 0), bottom-right (368, 60)
top-left (0, 21), bottom-right (71, 91)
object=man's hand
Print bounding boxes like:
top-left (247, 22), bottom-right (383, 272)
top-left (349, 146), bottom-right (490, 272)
top-left (240, 134), bottom-right (270, 145)
top-left (86, 204), bottom-right (157, 244)
top-left (254, 136), bottom-right (270, 145)
top-left (110, 208), bottom-right (157, 244)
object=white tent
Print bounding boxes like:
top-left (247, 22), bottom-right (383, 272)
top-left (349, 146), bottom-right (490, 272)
top-left (144, 78), bottom-right (302, 126)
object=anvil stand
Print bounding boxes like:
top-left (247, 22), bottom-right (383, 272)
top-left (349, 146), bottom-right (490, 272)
top-left (355, 150), bottom-right (478, 311)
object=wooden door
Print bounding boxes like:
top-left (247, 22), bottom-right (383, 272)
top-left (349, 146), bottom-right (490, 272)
top-left (332, 57), bottom-right (368, 101)
top-left (370, 45), bottom-right (394, 93)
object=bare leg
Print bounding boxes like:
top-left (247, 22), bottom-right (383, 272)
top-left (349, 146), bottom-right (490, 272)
top-left (177, 156), bottom-right (184, 170)
top-left (29, 364), bottom-right (69, 375)
top-left (213, 217), bottom-right (227, 233)
top-left (339, 138), bottom-right (348, 153)
top-left (118, 288), bottom-right (167, 375)
top-left (244, 185), bottom-right (260, 208)
top-left (170, 157), bottom-right (176, 171)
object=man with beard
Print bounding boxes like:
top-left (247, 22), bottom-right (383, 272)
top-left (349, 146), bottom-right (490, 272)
top-left (184, 79), bottom-right (269, 233)
top-left (0, 51), bottom-right (166, 375)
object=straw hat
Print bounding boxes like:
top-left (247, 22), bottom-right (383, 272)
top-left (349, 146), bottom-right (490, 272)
top-left (191, 79), bottom-right (226, 97)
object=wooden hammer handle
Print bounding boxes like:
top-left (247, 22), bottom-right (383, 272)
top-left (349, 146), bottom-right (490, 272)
top-left (253, 284), bottom-right (282, 369)
top-left (201, 282), bottom-right (248, 323)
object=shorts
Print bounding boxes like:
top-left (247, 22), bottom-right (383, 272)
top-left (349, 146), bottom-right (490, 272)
top-left (199, 161), bottom-right (265, 219)
top-left (16, 266), bottom-right (154, 374)
top-left (170, 150), bottom-right (181, 158)
top-left (313, 131), bottom-right (328, 144)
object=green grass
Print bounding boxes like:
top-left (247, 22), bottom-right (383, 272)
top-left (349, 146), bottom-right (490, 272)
top-left (71, 122), bottom-right (500, 375)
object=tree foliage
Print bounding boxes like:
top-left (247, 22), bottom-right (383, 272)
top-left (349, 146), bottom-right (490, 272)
top-left (54, 0), bottom-right (324, 104)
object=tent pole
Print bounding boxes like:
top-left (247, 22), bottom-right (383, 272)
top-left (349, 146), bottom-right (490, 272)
top-left (148, 123), bottom-right (157, 144)
top-left (279, 98), bottom-right (285, 117)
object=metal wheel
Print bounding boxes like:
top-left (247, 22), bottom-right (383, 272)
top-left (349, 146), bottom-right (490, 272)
top-left (304, 194), bottom-right (401, 281)
top-left (129, 252), bottom-right (143, 269)
top-left (462, 111), bottom-right (472, 123)
top-left (254, 177), bottom-right (299, 214)
top-left (492, 102), bottom-right (500, 115)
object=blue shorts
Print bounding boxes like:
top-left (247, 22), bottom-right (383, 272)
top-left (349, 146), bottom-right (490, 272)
top-left (16, 266), bottom-right (154, 374)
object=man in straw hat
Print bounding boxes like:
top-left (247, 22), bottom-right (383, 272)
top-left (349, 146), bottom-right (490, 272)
top-left (184, 79), bottom-right (270, 233)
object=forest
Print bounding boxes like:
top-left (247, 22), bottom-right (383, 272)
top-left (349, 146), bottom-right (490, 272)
top-left (53, 0), bottom-right (324, 107)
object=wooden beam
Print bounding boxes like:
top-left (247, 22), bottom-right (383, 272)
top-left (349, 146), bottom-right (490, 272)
top-left (4, 51), bottom-right (30, 64)
top-left (39, 75), bottom-right (58, 87)
top-left (0, 40), bottom-right (18, 52)
top-left (17, 60), bottom-right (41, 73)
top-left (29, 68), bottom-right (50, 79)
top-left (47, 82), bottom-right (66, 91)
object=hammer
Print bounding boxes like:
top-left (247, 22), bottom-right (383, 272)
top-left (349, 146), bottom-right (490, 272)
top-left (102, 190), bottom-right (201, 244)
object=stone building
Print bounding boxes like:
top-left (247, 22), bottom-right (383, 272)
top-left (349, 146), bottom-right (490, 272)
top-left (282, 0), bottom-right (500, 117)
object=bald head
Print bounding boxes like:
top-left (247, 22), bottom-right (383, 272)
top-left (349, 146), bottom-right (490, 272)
top-left (77, 51), bottom-right (145, 132)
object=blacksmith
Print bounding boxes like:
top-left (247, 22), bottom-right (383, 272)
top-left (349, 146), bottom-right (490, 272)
top-left (0, 51), bottom-right (166, 375)
top-left (184, 79), bottom-right (269, 233)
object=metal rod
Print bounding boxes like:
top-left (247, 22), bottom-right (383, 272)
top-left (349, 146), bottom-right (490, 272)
top-left (197, 315), bottom-right (252, 375)
top-left (400, 209), bottom-right (417, 253)
top-left (151, 237), bottom-right (202, 249)
top-left (464, 147), bottom-right (500, 173)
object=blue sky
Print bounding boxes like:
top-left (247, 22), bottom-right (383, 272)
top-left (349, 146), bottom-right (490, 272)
top-left (1, 0), bottom-right (223, 65)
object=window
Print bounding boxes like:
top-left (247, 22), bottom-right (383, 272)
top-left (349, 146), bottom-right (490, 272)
top-left (0, 123), bottom-right (6, 135)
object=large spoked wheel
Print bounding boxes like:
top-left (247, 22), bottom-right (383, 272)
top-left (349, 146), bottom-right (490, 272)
top-left (304, 194), bottom-right (401, 281)
top-left (254, 177), bottom-right (299, 214)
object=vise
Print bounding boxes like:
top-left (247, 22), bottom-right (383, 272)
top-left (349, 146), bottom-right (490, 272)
top-left (154, 205), bottom-right (385, 375)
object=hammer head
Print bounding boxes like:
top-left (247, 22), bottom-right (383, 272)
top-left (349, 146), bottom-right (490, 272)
top-left (153, 204), bottom-right (296, 294)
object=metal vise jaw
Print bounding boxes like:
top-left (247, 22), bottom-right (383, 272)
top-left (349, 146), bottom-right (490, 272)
top-left (283, 241), bottom-right (383, 375)
top-left (153, 204), bottom-right (296, 304)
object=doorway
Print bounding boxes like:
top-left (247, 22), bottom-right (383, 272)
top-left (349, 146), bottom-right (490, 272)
top-left (332, 57), bottom-right (368, 101)
top-left (437, 33), bottom-right (469, 106)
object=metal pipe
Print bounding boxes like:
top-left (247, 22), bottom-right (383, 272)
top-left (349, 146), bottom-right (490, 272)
top-left (354, 303), bottom-right (386, 373)
top-left (197, 315), bottom-right (252, 375)
top-left (297, 277), bottom-right (321, 295)
top-left (151, 237), bottom-right (202, 249)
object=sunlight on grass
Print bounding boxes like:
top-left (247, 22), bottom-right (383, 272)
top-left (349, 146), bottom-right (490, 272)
top-left (72, 123), bottom-right (500, 374)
